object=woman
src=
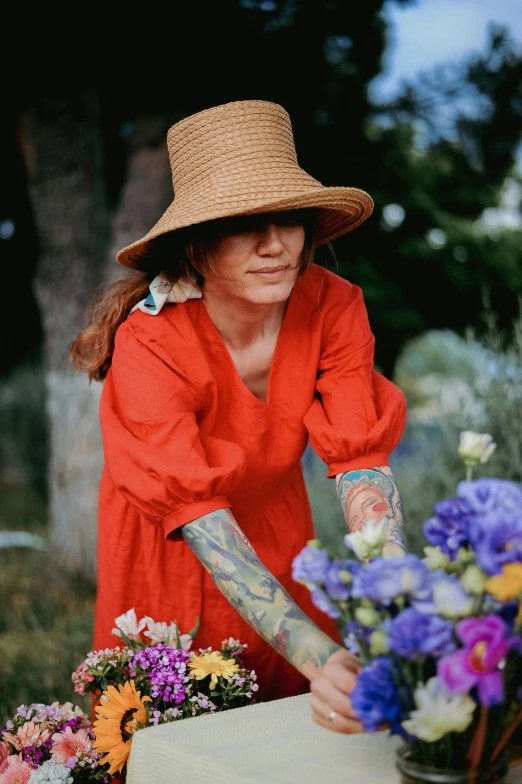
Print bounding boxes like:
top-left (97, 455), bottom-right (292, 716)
top-left (70, 100), bottom-right (407, 734)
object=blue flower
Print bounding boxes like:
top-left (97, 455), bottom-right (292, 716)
top-left (345, 620), bottom-right (373, 644)
top-left (352, 554), bottom-right (430, 605)
top-left (423, 497), bottom-right (471, 559)
top-left (384, 608), bottom-right (456, 660)
top-left (292, 545), bottom-right (330, 586)
top-left (467, 508), bottom-right (522, 576)
top-left (310, 586), bottom-right (340, 618)
top-left (350, 657), bottom-right (405, 734)
top-left (457, 478), bottom-right (522, 515)
top-left (323, 559), bottom-right (356, 601)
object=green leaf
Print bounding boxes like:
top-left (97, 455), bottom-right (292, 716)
top-left (187, 615), bottom-right (201, 640)
top-left (119, 630), bottom-right (135, 649)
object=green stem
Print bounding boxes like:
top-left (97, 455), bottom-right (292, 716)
top-left (466, 464), bottom-right (474, 482)
top-left (445, 733), bottom-right (452, 769)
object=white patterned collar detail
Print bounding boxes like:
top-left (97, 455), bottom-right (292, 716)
top-left (130, 273), bottom-right (202, 316)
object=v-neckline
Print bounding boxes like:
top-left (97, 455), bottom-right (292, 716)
top-left (197, 286), bottom-right (298, 408)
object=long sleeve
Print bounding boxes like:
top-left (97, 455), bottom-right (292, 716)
top-left (99, 319), bottom-right (246, 539)
top-left (303, 280), bottom-right (406, 477)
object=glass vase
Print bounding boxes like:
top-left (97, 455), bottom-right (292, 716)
top-left (395, 745), bottom-right (509, 784)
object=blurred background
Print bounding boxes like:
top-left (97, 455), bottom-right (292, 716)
top-left (1, 0), bottom-right (521, 723)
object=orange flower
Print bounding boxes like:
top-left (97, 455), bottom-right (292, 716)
top-left (485, 563), bottom-right (522, 602)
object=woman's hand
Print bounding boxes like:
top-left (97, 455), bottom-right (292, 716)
top-left (309, 648), bottom-right (364, 734)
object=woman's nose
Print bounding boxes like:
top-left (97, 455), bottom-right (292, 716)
top-left (257, 224), bottom-right (284, 254)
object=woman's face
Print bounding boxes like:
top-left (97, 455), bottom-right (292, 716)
top-left (201, 211), bottom-right (306, 305)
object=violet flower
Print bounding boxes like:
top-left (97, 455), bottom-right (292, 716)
top-left (129, 644), bottom-right (190, 705)
top-left (423, 497), bottom-right (472, 560)
top-left (323, 560), bottom-right (356, 601)
top-left (457, 478), bottom-right (522, 515)
top-left (437, 615), bottom-right (521, 706)
top-left (350, 657), bottom-right (406, 735)
top-left (292, 546), bottom-right (330, 586)
top-left (467, 508), bottom-right (522, 576)
top-left (352, 554), bottom-right (430, 605)
top-left (384, 608), bottom-right (456, 660)
top-left (309, 586), bottom-right (339, 619)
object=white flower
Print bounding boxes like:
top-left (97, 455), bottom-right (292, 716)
top-left (458, 431), bottom-right (496, 466)
top-left (143, 617), bottom-right (192, 649)
top-left (432, 578), bottom-right (475, 619)
top-left (29, 758), bottom-right (74, 783)
top-left (402, 677), bottom-right (476, 742)
top-left (111, 607), bottom-right (147, 642)
top-left (422, 546), bottom-right (450, 571)
top-left (344, 518), bottom-right (389, 561)
top-left (460, 565), bottom-right (488, 595)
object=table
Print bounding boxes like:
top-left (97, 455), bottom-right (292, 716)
top-left (127, 694), bottom-right (522, 784)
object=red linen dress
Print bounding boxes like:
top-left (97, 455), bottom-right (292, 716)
top-left (95, 264), bottom-right (406, 701)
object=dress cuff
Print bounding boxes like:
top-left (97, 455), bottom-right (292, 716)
top-left (327, 452), bottom-right (390, 479)
top-left (162, 496), bottom-right (232, 540)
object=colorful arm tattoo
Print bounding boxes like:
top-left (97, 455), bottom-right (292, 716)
top-left (181, 509), bottom-right (341, 677)
top-left (336, 466), bottom-right (407, 553)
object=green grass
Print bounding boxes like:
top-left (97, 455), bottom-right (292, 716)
top-left (0, 483), bottom-right (95, 725)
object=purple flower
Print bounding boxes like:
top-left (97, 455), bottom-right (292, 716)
top-left (423, 497), bottom-right (471, 559)
top-left (129, 644), bottom-right (190, 704)
top-left (323, 560), bottom-right (356, 601)
top-left (292, 546), bottom-right (330, 586)
top-left (352, 554), bottom-right (430, 605)
top-left (384, 608), bottom-right (456, 660)
top-left (467, 508), bottom-right (522, 576)
top-left (457, 478), bottom-right (522, 515)
top-left (310, 586), bottom-right (339, 618)
top-left (350, 657), bottom-right (405, 735)
top-left (438, 615), bottom-right (521, 706)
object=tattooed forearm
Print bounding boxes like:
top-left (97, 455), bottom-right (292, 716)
top-left (336, 466), bottom-right (407, 553)
top-left (181, 509), bottom-right (341, 677)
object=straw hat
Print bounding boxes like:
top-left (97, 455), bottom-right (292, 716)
top-left (116, 100), bottom-right (374, 269)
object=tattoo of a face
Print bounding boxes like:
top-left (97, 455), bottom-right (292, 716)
top-left (336, 466), bottom-right (406, 551)
top-left (182, 509), bottom-right (340, 675)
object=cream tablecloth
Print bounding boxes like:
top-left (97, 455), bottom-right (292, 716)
top-left (127, 693), bottom-right (522, 784)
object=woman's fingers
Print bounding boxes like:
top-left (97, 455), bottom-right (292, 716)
top-left (310, 673), bottom-right (357, 720)
top-left (310, 692), bottom-right (364, 735)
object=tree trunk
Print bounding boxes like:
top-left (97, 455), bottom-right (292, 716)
top-left (22, 102), bottom-right (173, 582)
top-left (21, 93), bottom-right (109, 581)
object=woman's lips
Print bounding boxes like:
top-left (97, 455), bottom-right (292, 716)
top-left (250, 266), bottom-right (288, 281)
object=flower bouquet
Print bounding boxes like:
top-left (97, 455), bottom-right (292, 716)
top-left (293, 433), bottom-right (522, 783)
top-left (0, 702), bottom-right (102, 783)
top-left (0, 611), bottom-right (258, 782)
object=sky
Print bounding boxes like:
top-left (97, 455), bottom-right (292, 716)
top-left (371, 0), bottom-right (522, 101)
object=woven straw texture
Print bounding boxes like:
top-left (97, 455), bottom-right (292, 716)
top-left (117, 100), bottom-right (374, 268)
top-left (126, 693), bottom-right (402, 784)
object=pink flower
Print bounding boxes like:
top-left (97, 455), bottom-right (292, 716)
top-left (0, 754), bottom-right (32, 784)
top-left (2, 722), bottom-right (51, 751)
top-left (0, 742), bottom-right (11, 775)
top-left (71, 663), bottom-right (95, 695)
top-left (438, 615), bottom-right (521, 706)
top-left (51, 727), bottom-right (92, 764)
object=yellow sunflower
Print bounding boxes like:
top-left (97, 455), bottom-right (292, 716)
top-left (93, 680), bottom-right (151, 775)
top-left (188, 651), bottom-right (239, 690)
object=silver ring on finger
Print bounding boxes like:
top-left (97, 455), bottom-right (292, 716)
top-left (328, 710), bottom-right (338, 722)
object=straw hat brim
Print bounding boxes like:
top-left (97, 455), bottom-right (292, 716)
top-left (116, 185), bottom-right (373, 269)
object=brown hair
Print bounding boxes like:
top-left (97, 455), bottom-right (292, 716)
top-left (69, 209), bottom-right (317, 382)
